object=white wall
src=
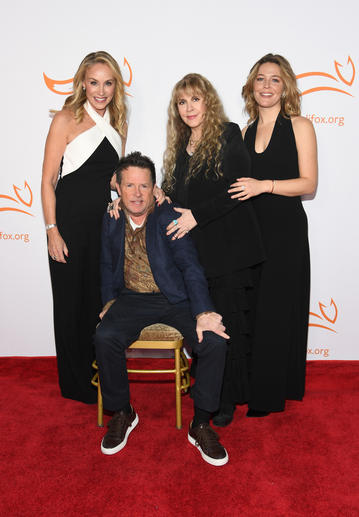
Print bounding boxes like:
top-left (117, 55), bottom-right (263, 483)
top-left (1, 0), bottom-right (358, 359)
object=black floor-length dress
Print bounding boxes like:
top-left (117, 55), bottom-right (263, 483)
top-left (166, 122), bottom-right (265, 408)
top-left (244, 114), bottom-right (310, 412)
top-left (49, 102), bottom-right (121, 403)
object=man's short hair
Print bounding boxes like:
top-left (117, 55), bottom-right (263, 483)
top-left (115, 152), bottom-right (156, 185)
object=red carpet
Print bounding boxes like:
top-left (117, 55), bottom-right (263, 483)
top-left (1, 358), bottom-right (358, 517)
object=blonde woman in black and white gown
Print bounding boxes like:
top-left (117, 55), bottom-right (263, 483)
top-left (41, 51), bottom-right (127, 403)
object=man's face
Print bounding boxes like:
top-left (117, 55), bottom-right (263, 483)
top-left (116, 166), bottom-right (155, 219)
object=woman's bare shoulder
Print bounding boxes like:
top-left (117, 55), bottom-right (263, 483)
top-left (291, 116), bottom-right (317, 162)
top-left (48, 108), bottom-right (78, 141)
top-left (291, 115), bottom-right (314, 130)
top-left (291, 115), bottom-right (316, 139)
top-left (52, 108), bottom-right (75, 126)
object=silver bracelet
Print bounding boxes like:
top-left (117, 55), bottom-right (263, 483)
top-left (45, 223), bottom-right (57, 231)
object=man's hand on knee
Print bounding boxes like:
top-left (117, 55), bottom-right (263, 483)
top-left (196, 312), bottom-right (230, 343)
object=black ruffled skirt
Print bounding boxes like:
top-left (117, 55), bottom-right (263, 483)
top-left (208, 268), bottom-right (253, 407)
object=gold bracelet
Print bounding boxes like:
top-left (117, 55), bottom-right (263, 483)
top-left (270, 180), bottom-right (276, 194)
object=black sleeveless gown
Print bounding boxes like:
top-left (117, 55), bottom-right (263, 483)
top-left (244, 114), bottom-right (310, 412)
top-left (49, 137), bottom-right (119, 403)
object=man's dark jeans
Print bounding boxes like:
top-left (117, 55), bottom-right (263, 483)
top-left (94, 290), bottom-right (227, 413)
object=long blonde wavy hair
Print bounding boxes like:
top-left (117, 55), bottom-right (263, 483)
top-left (162, 73), bottom-right (228, 192)
top-left (63, 51), bottom-right (127, 137)
top-left (242, 54), bottom-right (301, 124)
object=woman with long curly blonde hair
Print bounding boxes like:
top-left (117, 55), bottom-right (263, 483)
top-left (163, 73), bottom-right (265, 427)
top-left (41, 51), bottom-right (127, 403)
top-left (229, 53), bottom-right (317, 417)
top-left (163, 74), bottom-right (228, 191)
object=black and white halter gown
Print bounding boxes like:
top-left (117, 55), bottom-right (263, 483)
top-left (49, 102), bottom-right (122, 403)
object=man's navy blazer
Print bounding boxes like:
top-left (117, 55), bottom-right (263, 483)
top-left (100, 201), bottom-right (215, 318)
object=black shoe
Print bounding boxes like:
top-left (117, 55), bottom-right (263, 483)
top-left (101, 407), bottom-right (139, 455)
top-left (188, 422), bottom-right (228, 466)
top-left (212, 405), bottom-right (235, 427)
top-left (246, 408), bottom-right (270, 417)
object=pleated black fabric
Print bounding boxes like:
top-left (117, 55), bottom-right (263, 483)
top-left (208, 271), bottom-right (252, 405)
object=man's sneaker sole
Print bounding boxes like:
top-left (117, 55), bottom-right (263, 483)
top-left (188, 432), bottom-right (229, 466)
top-left (101, 413), bottom-right (139, 455)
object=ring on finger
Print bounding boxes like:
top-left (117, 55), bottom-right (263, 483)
top-left (173, 219), bottom-right (178, 226)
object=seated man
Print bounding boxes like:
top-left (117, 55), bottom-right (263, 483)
top-left (94, 151), bottom-right (229, 466)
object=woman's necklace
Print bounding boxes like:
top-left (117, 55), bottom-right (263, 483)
top-left (187, 135), bottom-right (201, 156)
top-left (189, 137), bottom-right (200, 146)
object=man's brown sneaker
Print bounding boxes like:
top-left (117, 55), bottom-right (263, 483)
top-left (101, 407), bottom-right (139, 455)
top-left (188, 422), bottom-right (228, 466)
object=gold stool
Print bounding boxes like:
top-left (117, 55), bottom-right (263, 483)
top-left (91, 324), bottom-right (190, 429)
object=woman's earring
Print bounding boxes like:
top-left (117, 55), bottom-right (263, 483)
top-left (82, 86), bottom-right (86, 91)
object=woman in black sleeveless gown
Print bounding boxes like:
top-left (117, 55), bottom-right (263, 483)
top-left (163, 73), bottom-right (265, 426)
top-left (229, 54), bottom-right (317, 415)
top-left (41, 52), bottom-right (127, 403)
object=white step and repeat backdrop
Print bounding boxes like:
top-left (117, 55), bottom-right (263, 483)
top-left (1, 0), bottom-right (358, 359)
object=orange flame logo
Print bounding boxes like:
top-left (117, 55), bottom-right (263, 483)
top-left (44, 57), bottom-right (133, 97)
top-left (309, 298), bottom-right (338, 333)
top-left (297, 56), bottom-right (355, 96)
top-left (43, 75), bottom-right (73, 96)
top-left (0, 182), bottom-right (34, 216)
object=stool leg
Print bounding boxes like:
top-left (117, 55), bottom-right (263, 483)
top-left (98, 377), bottom-right (104, 428)
top-left (175, 347), bottom-right (182, 429)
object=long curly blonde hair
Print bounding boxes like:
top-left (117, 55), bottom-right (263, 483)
top-left (162, 73), bottom-right (228, 192)
top-left (63, 51), bottom-right (127, 137)
top-left (242, 53), bottom-right (301, 123)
